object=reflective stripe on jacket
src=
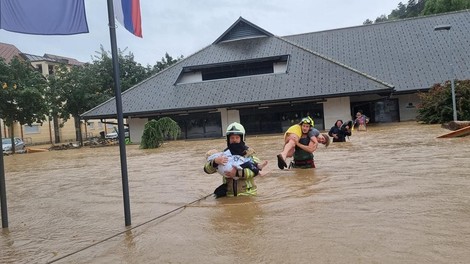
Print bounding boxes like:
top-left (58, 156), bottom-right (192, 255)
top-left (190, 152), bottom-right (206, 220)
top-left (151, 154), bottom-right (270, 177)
top-left (204, 154), bottom-right (258, 196)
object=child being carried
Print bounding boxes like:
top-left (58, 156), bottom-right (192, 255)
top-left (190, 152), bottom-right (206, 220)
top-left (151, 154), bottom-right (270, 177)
top-left (206, 149), bottom-right (268, 177)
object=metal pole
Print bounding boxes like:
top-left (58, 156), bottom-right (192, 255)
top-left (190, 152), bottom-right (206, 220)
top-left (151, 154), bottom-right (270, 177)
top-left (106, 0), bottom-right (131, 226)
top-left (434, 25), bottom-right (457, 121)
top-left (450, 65), bottom-right (457, 121)
top-left (0, 121), bottom-right (9, 228)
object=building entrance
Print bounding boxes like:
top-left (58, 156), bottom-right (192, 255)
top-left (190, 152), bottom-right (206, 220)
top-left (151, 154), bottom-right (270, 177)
top-left (351, 99), bottom-right (399, 123)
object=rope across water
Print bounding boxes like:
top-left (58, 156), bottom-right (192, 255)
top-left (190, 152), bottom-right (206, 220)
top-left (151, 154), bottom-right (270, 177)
top-left (47, 193), bottom-right (213, 264)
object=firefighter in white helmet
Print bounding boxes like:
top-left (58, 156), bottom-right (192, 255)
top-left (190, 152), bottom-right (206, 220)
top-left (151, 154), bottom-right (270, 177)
top-left (204, 122), bottom-right (262, 197)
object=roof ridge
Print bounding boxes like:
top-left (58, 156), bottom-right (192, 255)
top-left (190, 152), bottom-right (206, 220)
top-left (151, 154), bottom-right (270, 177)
top-left (284, 9), bottom-right (470, 38)
top-left (0, 42), bottom-right (19, 47)
top-left (275, 36), bottom-right (394, 89)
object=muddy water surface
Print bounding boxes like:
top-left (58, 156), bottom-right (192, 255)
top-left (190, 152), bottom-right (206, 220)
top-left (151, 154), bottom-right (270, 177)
top-left (1, 122), bottom-right (470, 263)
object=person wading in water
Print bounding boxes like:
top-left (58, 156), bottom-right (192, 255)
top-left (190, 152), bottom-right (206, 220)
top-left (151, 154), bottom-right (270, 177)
top-left (277, 117), bottom-right (329, 169)
top-left (204, 122), bottom-right (262, 197)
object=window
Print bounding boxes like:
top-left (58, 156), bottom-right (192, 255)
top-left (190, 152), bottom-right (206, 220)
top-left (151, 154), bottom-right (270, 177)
top-left (36, 64), bottom-right (43, 74)
top-left (87, 121), bottom-right (95, 129)
top-left (177, 55), bottom-right (289, 84)
top-left (24, 124), bottom-right (40, 134)
top-left (48, 65), bottom-right (54, 75)
top-left (201, 60), bottom-right (275, 81)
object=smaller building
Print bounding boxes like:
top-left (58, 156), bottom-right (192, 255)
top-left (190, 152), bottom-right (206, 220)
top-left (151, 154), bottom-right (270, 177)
top-left (0, 42), bottom-right (92, 145)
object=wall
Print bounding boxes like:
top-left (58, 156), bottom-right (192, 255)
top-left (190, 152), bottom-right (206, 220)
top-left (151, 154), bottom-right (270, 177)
top-left (220, 108), bottom-right (240, 137)
top-left (323, 97), bottom-right (352, 131)
top-left (120, 92), bottom-right (421, 144)
top-left (22, 120), bottom-right (51, 144)
top-left (395, 94), bottom-right (419, 121)
top-left (178, 71), bottom-right (202, 84)
top-left (128, 117), bottom-right (148, 144)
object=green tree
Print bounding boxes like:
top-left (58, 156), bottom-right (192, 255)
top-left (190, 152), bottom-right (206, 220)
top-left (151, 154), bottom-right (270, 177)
top-left (374, 14), bottom-right (389, 23)
top-left (423, 0), bottom-right (470, 15)
top-left (417, 80), bottom-right (470, 123)
top-left (388, 2), bottom-right (405, 20)
top-left (85, 48), bottom-right (183, 101)
top-left (92, 46), bottom-right (152, 93)
top-left (140, 117), bottom-right (181, 149)
top-left (59, 63), bottom-right (110, 145)
top-left (150, 53), bottom-right (184, 75)
top-left (46, 64), bottom-right (71, 143)
top-left (405, 0), bottom-right (420, 17)
top-left (53, 47), bottom-right (184, 145)
top-left (0, 58), bottom-right (48, 152)
top-left (363, 0), bottom-right (470, 24)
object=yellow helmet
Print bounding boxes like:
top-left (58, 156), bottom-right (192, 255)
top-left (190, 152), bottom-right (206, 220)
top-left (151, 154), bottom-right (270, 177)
top-left (299, 117), bottom-right (314, 127)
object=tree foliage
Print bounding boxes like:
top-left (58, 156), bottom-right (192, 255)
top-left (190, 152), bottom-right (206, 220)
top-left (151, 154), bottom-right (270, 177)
top-left (57, 63), bottom-right (110, 143)
top-left (54, 48), bottom-right (182, 143)
top-left (140, 117), bottom-right (181, 149)
top-left (363, 0), bottom-right (470, 24)
top-left (88, 48), bottom-right (183, 95)
top-left (149, 53), bottom-right (184, 75)
top-left (0, 57), bottom-right (49, 126)
top-left (0, 57), bottom-right (49, 152)
top-left (92, 45), bottom-right (152, 93)
top-left (417, 80), bottom-right (470, 123)
top-left (46, 64), bottom-right (73, 143)
top-left (0, 47), bottom-right (183, 146)
top-left (423, 0), bottom-right (470, 15)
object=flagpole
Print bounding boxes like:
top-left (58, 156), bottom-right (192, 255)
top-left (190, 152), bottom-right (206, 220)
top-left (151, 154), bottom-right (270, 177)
top-left (106, 0), bottom-right (131, 226)
top-left (0, 124), bottom-right (9, 228)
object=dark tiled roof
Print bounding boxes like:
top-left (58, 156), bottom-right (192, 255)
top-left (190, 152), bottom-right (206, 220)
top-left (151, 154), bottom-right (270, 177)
top-left (21, 53), bottom-right (57, 63)
top-left (0, 42), bottom-right (23, 63)
top-left (284, 10), bottom-right (470, 93)
top-left (44, 53), bottom-right (84, 66)
top-left (0, 42), bottom-right (84, 66)
top-left (82, 36), bottom-right (392, 119)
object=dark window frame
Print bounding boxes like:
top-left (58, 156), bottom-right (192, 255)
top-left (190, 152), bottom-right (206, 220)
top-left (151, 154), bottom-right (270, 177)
top-left (181, 55), bottom-right (289, 82)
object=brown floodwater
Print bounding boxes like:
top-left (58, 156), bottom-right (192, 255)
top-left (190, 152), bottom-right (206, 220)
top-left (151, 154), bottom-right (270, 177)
top-left (1, 122), bottom-right (469, 263)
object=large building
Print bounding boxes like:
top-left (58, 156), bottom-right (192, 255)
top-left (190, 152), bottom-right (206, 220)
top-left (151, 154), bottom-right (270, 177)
top-left (82, 11), bottom-right (470, 143)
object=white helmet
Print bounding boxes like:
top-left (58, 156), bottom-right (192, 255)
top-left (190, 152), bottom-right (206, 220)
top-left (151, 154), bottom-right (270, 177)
top-left (225, 122), bottom-right (245, 142)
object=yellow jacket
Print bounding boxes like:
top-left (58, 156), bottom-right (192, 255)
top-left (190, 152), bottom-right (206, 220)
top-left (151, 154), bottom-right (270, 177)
top-left (204, 151), bottom-right (259, 196)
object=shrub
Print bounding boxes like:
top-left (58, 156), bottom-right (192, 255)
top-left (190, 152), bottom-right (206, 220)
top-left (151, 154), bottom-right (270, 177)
top-left (417, 80), bottom-right (470, 123)
top-left (140, 117), bottom-right (181, 149)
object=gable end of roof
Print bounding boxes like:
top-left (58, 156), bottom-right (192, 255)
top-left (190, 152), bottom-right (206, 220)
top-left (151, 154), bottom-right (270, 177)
top-left (213, 17), bottom-right (274, 44)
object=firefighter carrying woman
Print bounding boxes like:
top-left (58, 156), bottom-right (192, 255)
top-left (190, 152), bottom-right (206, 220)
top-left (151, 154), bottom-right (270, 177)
top-left (277, 117), bottom-right (330, 169)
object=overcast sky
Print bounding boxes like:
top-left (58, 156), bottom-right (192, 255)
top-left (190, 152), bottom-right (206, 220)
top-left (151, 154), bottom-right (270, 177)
top-left (0, 0), bottom-right (401, 66)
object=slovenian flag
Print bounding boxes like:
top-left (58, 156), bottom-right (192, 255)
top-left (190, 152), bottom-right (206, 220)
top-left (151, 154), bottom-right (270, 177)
top-left (113, 0), bottom-right (142, 38)
top-left (0, 0), bottom-right (88, 35)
